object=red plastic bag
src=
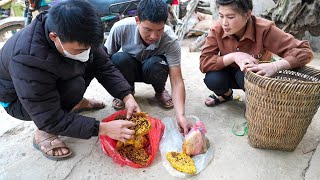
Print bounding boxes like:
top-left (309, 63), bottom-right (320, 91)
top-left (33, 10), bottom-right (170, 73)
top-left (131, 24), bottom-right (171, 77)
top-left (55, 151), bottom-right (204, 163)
top-left (99, 110), bottom-right (165, 168)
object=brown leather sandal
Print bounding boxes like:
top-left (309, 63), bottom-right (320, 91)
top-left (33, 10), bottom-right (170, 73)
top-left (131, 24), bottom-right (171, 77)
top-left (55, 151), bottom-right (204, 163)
top-left (155, 90), bottom-right (174, 109)
top-left (33, 131), bottom-right (72, 160)
top-left (71, 98), bottom-right (105, 113)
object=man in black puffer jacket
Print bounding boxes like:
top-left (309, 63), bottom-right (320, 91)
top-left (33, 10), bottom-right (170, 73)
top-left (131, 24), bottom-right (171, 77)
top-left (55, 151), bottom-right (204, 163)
top-left (0, 0), bottom-right (140, 160)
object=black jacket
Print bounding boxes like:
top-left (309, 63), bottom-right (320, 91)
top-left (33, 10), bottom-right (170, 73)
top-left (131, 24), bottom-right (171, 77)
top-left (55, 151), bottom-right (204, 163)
top-left (0, 13), bottom-right (132, 139)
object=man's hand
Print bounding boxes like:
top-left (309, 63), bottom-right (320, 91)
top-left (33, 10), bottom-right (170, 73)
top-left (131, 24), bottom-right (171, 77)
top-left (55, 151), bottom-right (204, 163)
top-left (177, 116), bottom-right (192, 136)
top-left (123, 94), bottom-right (141, 119)
top-left (168, 67), bottom-right (191, 136)
top-left (99, 120), bottom-right (135, 142)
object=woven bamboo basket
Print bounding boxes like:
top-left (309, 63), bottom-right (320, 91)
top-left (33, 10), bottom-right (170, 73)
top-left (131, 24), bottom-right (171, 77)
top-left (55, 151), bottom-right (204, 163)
top-left (244, 65), bottom-right (320, 151)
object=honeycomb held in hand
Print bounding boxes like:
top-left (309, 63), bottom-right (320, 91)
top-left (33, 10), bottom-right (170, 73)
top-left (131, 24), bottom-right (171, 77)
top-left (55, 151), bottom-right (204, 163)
top-left (116, 135), bottom-right (148, 149)
top-left (115, 112), bottom-right (151, 166)
top-left (115, 112), bottom-right (151, 136)
top-left (129, 112), bottom-right (151, 136)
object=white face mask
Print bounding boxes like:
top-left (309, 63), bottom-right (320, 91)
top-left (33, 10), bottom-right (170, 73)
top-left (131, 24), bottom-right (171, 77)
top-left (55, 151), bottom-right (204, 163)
top-left (57, 38), bottom-right (91, 62)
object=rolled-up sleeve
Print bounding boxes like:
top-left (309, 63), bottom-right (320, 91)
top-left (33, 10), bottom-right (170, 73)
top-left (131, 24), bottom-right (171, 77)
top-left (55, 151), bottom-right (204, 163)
top-left (263, 25), bottom-right (314, 68)
top-left (199, 29), bottom-right (225, 73)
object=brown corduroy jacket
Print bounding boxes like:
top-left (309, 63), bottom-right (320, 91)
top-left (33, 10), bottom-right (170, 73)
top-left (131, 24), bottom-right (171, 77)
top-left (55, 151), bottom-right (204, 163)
top-left (200, 16), bottom-right (314, 73)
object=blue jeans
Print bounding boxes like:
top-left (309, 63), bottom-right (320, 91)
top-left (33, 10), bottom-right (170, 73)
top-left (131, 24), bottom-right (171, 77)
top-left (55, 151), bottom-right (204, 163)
top-left (111, 52), bottom-right (169, 93)
top-left (204, 66), bottom-right (244, 96)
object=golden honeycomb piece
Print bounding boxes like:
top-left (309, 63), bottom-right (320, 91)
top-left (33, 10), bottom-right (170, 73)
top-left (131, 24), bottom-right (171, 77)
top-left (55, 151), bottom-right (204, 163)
top-left (128, 112), bottom-right (151, 136)
top-left (166, 152), bottom-right (196, 175)
top-left (115, 112), bottom-right (151, 165)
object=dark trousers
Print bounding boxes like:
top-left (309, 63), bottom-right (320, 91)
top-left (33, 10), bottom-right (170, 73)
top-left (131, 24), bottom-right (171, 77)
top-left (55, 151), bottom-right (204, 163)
top-left (4, 67), bottom-right (95, 121)
top-left (204, 66), bottom-right (244, 96)
top-left (111, 52), bottom-right (169, 93)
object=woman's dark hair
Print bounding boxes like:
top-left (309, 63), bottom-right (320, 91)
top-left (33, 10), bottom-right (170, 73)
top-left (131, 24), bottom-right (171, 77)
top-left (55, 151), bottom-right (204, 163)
top-left (137, 0), bottom-right (168, 24)
top-left (216, 0), bottom-right (253, 14)
top-left (47, 0), bottom-right (104, 48)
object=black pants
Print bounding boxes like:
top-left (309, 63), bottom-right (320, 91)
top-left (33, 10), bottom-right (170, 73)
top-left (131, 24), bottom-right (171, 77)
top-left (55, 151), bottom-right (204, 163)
top-left (111, 52), bottom-right (169, 93)
top-left (204, 66), bottom-right (244, 96)
top-left (4, 68), bottom-right (95, 121)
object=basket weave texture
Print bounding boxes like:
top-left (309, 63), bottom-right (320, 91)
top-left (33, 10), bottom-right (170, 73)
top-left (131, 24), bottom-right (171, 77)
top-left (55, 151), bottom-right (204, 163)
top-left (244, 66), bottom-right (320, 151)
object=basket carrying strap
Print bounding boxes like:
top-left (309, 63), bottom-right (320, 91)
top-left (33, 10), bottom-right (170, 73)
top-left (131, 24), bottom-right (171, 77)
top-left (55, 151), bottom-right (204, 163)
top-left (232, 122), bottom-right (248, 136)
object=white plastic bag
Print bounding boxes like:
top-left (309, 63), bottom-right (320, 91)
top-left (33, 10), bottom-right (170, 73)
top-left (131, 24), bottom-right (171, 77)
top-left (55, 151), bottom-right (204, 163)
top-left (183, 120), bottom-right (208, 156)
top-left (159, 116), bottom-right (214, 178)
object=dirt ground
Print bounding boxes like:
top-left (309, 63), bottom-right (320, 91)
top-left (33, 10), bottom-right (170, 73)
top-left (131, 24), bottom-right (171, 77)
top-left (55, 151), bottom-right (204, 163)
top-left (0, 38), bottom-right (320, 179)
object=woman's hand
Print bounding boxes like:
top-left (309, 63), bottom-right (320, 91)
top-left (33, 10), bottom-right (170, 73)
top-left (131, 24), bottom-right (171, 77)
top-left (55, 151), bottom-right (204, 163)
top-left (244, 62), bottom-right (278, 77)
top-left (224, 52), bottom-right (258, 71)
top-left (244, 59), bottom-right (292, 77)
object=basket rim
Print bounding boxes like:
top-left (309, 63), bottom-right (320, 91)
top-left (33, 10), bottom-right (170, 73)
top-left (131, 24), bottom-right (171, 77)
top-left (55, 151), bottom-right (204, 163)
top-left (244, 66), bottom-right (320, 85)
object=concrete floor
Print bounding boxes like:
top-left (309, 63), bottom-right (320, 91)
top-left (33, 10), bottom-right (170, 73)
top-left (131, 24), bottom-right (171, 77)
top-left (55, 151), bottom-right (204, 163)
top-left (0, 39), bottom-right (320, 180)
